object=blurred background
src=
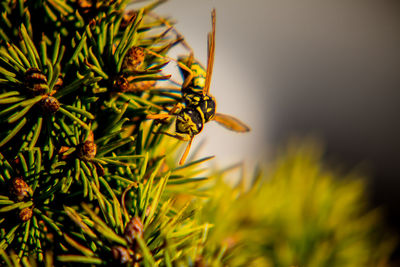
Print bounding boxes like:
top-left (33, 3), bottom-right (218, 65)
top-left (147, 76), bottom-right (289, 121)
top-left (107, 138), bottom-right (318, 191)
top-left (135, 0), bottom-right (400, 249)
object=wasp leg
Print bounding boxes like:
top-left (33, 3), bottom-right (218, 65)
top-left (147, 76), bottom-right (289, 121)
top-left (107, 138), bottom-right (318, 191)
top-left (178, 59), bottom-right (194, 89)
top-left (186, 52), bottom-right (194, 69)
top-left (158, 131), bottom-right (193, 165)
top-left (159, 131), bottom-right (191, 141)
top-left (146, 113), bottom-right (173, 120)
top-left (179, 137), bottom-right (193, 165)
top-left (146, 101), bottom-right (183, 120)
top-left (169, 102), bottom-right (184, 115)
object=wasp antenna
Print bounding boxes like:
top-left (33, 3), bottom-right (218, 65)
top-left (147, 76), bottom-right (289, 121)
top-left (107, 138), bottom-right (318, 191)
top-left (179, 137), bottom-right (194, 165)
top-left (204, 9), bottom-right (216, 95)
top-left (187, 52), bottom-right (194, 67)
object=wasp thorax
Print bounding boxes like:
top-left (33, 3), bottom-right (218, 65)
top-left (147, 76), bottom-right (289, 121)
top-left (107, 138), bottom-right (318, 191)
top-left (78, 141), bottom-right (97, 160)
top-left (24, 68), bottom-right (48, 95)
top-left (111, 246), bottom-right (132, 264)
top-left (176, 108), bottom-right (203, 136)
top-left (124, 216), bottom-right (144, 246)
top-left (10, 177), bottom-right (32, 201)
top-left (19, 207), bottom-right (33, 221)
top-left (40, 96), bottom-right (60, 113)
top-left (123, 47), bottom-right (145, 71)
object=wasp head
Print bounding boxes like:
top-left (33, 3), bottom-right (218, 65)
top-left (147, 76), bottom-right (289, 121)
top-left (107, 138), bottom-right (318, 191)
top-left (176, 108), bottom-right (203, 136)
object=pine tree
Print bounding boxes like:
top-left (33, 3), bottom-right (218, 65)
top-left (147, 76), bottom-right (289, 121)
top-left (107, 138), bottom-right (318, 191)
top-left (0, 0), bottom-right (215, 265)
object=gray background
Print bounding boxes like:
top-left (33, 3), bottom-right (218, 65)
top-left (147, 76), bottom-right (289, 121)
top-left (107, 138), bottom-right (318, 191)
top-left (135, 0), bottom-right (400, 229)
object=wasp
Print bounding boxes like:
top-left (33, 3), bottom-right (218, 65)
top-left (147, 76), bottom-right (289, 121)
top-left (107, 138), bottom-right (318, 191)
top-left (148, 9), bottom-right (250, 165)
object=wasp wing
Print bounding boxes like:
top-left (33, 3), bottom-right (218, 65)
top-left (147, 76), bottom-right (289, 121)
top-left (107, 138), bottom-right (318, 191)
top-left (213, 113), bottom-right (250, 132)
top-left (204, 9), bottom-right (216, 95)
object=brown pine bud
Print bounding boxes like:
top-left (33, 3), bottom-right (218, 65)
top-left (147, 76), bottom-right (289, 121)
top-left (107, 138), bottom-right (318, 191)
top-left (24, 68), bottom-right (48, 95)
top-left (10, 177), bottom-right (32, 201)
top-left (124, 217), bottom-right (144, 246)
top-left (123, 47), bottom-right (145, 71)
top-left (113, 76), bottom-right (131, 93)
top-left (77, 141), bottom-right (97, 160)
top-left (111, 246), bottom-right (132, 264)
top-left (19, 207), bottom-right (33, 221)
top-left (40, 96), bottom-right (60, 113)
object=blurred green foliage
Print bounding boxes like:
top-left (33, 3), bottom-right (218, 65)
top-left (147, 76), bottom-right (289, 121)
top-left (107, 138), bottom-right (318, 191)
top-left (196, 142), bottom-right (396, 267)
